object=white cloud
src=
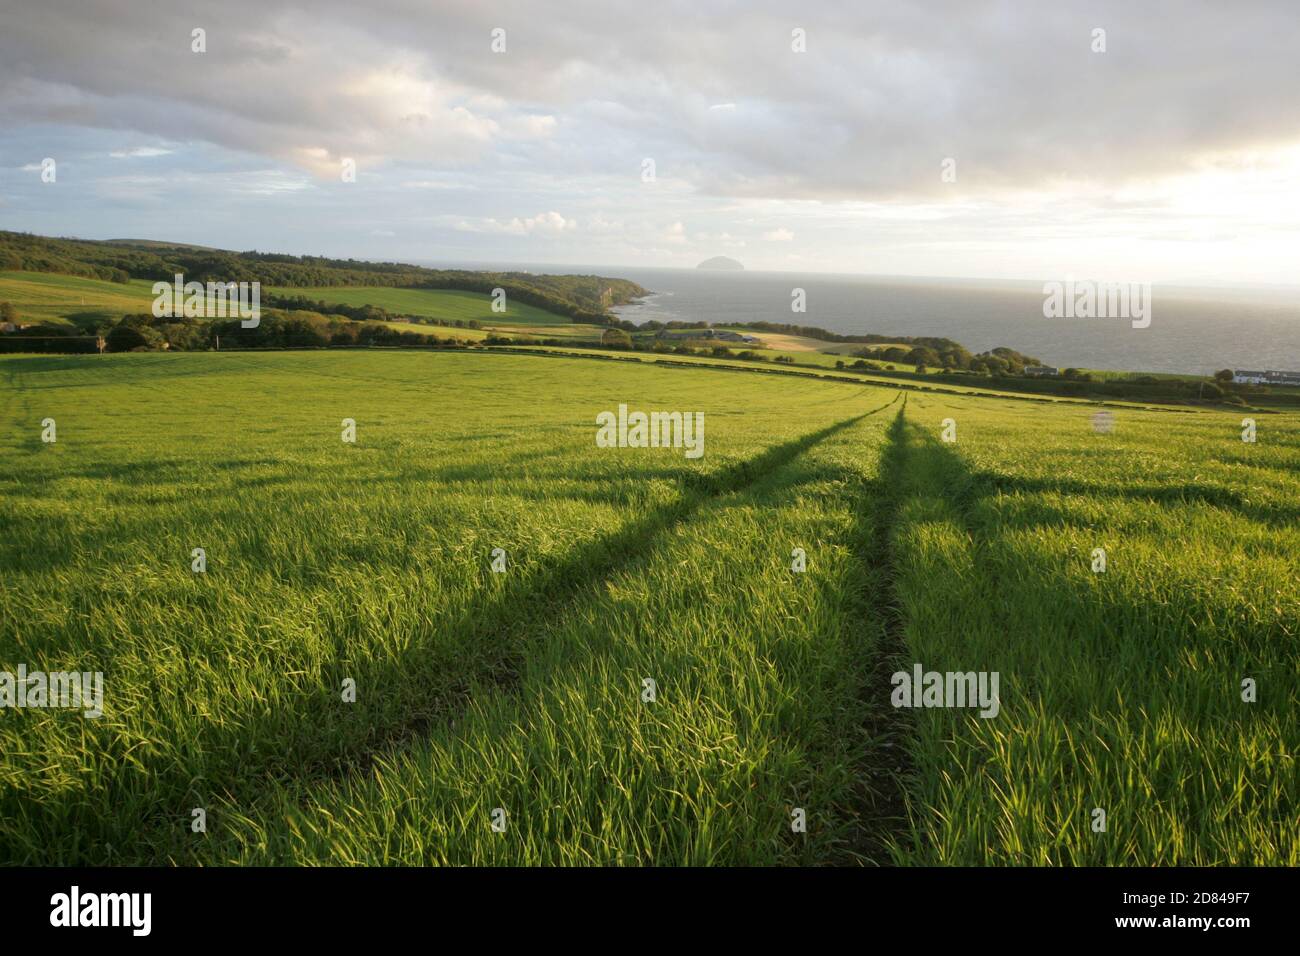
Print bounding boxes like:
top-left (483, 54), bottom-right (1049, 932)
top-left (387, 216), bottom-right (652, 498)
top-left (507, 114), bottom-right (559, 139)
top-left (762, 228), bottom-right (794, 241)
top-left (458, 210), bottom-right (574, 236)
top-left (402, 179), bottom-right (468, 190)
top-left (109, 146), bottom-right (173, 158)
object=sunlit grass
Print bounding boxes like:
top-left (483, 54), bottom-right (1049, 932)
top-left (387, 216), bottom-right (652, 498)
top-left (1, 350), bottom-right (1293, 865)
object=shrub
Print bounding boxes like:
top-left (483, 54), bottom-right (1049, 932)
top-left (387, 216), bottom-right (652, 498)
top-left (601, 328), bottom-right (633, 349)
top-left (106, 324), bottom-right (158, 352)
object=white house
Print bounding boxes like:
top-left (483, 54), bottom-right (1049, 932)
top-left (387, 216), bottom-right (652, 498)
top-left (1264, 370), bottom-right (1300, 386)
top-left (1233, 370), bottom-right (1300, 385)
top-left (1024, 365), bottom-right (1059, 377)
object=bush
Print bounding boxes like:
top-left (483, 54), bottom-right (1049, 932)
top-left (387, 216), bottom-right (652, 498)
top-left (601, 328), bottom-right (633, 349)
top-left (105, 324), bottom-right (159, 352)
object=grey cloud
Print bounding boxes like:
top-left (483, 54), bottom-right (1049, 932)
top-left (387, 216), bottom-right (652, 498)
top-left (3, 0), bottom-right (1298, 201)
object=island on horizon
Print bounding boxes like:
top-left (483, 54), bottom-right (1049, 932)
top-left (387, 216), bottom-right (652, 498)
top-left (696, 255), bottom-right (744, 271)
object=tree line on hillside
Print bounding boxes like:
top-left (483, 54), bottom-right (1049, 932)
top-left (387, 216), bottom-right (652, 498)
top-left (850, 344), bottom-right (1043, 375)
top-left (100, 310), bottom-right (477, 352)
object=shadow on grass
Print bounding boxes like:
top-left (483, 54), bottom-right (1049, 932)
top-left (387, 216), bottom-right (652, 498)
top-left (975, 471), bottom-right (1300, 529)
top-left (823, 401), bottom-right (925, 865)
top-left (879, 414), bottom-right (1294, 863)
top-left (4, 396), bottom-right (902, 864)
top-left (215, 395), bottom-right (908, 865)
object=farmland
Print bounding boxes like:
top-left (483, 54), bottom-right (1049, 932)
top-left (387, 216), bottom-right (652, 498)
top-left (262, 285), bottom-right (589, 328)
top-left (0, 271), bottom-right (585, 332)
top-left (1, 350), bottom-right (1295, 865)
top-left (0, 271), bottom-right (163, 328)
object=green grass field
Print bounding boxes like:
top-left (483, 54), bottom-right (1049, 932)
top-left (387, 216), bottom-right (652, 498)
top-left (265, 285), bottom-right (597, 330)
top-left (1, 350), bottom-right (1294, 865)
top-left (0, 271), bottom-right (161, 328)
top-left (0, 271), bottom-right (595, 339)
top-left (379, 319), bottom-right (491, 341)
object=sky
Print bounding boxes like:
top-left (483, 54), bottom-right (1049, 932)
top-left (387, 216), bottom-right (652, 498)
top-left (1, 0), bottom-right (1299, 283)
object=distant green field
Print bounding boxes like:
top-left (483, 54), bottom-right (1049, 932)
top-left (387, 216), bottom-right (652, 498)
top-left (265, 285), bottom-right (588, 329)
top-left (2, 350), bottom-right (1294, 865)
top-left (379, 319), bottom-right (490, 341)
top-left (490, 323), bottom-right (602, 340)
top-left (0, 272), bottom-right (601, 340)
top-left (0, 271), bottom-right (159, 328)
top-left (508, 344), bottom-right (1177, 407)
top-left (1079, 368), bottom-right (1204, 382)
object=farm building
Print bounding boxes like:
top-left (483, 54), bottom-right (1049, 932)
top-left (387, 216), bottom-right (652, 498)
top-left (1024, 365), bottom-right (1059, 377)
top-left (1232, 370), bottom-right (1300, 385)
top-left (658, 329), bottom-right (761, 345)
top-left (710, 330), bottom-right (762, 345)
top-left (1264, 370), bottom-right (1300, 385)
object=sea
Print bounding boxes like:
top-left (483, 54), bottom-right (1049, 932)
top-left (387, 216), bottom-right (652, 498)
top-left (418, 263), bottom-right (1300, 376)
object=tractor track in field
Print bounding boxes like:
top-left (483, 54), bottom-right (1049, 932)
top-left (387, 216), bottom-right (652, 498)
top-left (320, 392), bottom-right (908, 781)
top-left (114, 394), bottom-right (906, 863)
top-left (836, 397), bottom-right (924, 865)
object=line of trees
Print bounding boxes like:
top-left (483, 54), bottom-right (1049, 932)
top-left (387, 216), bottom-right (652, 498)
top-left (850, 344), bottom-right (1044, 375)
top-left (101, 310), bottom-right (477, 352)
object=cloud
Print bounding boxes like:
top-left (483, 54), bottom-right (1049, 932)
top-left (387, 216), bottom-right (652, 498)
top-left (458, 210), bottom-right (574, 236)
top-left (762, 228), bottom-right (794, 241)
top-left (109, 146), bottom-right (174, 158)
top-left (4, 1), bottom-right (1298, 201)
top-left (402, 180), bottom-right (468, 190)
